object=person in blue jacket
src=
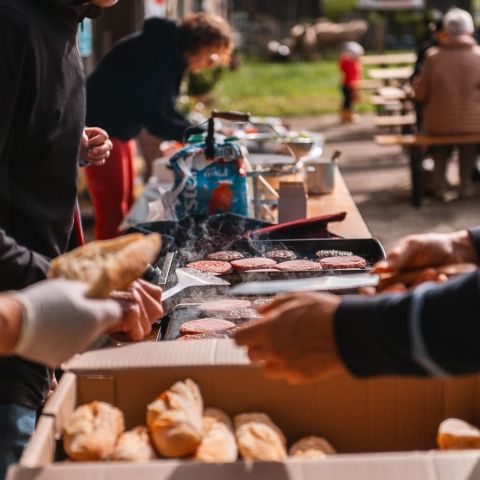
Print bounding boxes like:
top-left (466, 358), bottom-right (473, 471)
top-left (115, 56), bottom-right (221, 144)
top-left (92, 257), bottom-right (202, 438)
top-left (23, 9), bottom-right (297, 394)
top-left (85, 13), bottom-right (233, 240)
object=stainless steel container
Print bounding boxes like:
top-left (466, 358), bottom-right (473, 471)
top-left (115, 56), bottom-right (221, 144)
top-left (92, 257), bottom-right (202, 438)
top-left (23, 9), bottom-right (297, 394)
top-left (303, 159), bottom-right (335, 194)
top-left (302, 150), bottom-right (340, 195)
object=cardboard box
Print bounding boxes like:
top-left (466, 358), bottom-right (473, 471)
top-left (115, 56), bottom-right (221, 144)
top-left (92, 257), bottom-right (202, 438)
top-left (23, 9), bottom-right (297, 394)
top-left (9, 340), bottom-right (480, 480)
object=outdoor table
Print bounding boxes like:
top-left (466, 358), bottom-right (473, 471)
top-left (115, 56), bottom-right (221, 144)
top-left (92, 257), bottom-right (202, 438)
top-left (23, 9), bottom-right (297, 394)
top-left (368, 67), bottom-right (413, 85)
top-left (377, 86), bottom-right (408, 101)
top-left (375, 133), bottom-right (480, 207)
top-left (249, 157), bottom-right (372, 238)
top-left (361, 52), bottom-right (416, 66)
top-left (308, 166), bottom-right (371, 238)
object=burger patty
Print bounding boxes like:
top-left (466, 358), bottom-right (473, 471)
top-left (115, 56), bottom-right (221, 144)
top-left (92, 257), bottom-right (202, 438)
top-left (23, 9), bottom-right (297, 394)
top-left (206, 250), bottom-right (244, 262)
top-left (319, 255), bottom-right (367, 269)
top-left (224, 307), bottom-right (261, 322)
top-left (264, 249), bottom-right (297, 261)
top-left (315, 249), bottom-right (353, 259)
top-left (186, 260), bottom-right (232, 275)
top-left (179, 318), bottom-right (236, 336)
top-left (177, 332), bottom-right (228, 341)
top-left (275, 260), bottom-right (323, 272)
top-left (231, 257), bottom-right (277, 272)
top-left (198, 299), bottom-right (252, 315)
top-left (252, 297), bottom-right (274, 307)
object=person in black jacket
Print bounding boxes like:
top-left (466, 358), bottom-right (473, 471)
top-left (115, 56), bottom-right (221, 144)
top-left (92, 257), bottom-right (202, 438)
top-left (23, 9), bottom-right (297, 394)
top-left (85, 13), bottom-right (233, 240)
top-left (0, 1), bottom-right (163, 477)
top-left (235, 228), bottom-right (480, 383)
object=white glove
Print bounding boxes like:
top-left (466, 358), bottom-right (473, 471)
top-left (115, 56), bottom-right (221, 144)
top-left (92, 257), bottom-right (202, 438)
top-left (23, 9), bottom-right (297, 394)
top-left (12, 279), bottom-right (122, 367)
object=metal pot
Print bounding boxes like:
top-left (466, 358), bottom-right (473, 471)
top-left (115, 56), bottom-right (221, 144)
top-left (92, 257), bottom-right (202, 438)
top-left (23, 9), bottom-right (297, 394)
top-left (302, 150), bottom-right (340, 195)
top-left (303, 159), bottom-right (335, 194)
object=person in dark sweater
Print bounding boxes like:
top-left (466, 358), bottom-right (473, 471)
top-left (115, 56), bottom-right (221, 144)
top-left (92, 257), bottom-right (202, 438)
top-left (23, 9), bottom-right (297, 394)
top-left (235, 228), bottom-right (480, 383)
top-left (86, 13), bottom-right (232, 239)
top-left (0, 1), bottom-right (163, 477)
top-left (85, 13), bottom-right (233, 240)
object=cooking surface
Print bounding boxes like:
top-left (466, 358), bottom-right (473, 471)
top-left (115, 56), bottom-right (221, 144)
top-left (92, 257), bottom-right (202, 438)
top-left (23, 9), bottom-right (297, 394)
top-left (160, 238), bottom-right (385, 286)
top-left (159, 296), bottom-right (272, 341)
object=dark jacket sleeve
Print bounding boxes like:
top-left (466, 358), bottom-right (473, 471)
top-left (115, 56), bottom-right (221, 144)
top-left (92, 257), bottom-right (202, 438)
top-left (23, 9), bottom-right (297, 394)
top-left (144, 90), bottom-right (192, 143)
top-left (0, 7), bottom-right (50, 290)
top-left (334, 269), bottom-right (480, 378)
top-left (468, 227), bottom-right (480, 257)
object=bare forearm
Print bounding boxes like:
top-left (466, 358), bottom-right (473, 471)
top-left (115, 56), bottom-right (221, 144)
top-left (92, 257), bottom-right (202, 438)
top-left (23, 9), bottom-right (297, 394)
top-left (0, 294), bottom-right (23, 354)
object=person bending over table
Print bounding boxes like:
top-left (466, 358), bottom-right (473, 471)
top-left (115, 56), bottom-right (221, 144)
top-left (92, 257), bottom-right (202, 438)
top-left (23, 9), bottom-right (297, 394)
top-left (236, 228), bottom-right (480, 383)
top-left (85, 12), bottom-right (233, 240)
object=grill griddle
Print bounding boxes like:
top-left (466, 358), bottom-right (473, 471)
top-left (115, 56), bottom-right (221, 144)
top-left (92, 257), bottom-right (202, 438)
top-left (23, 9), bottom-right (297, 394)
top-left (158, 238), bottom-right (385, 287)
top-left (160, 297), bottom-right (268, 341)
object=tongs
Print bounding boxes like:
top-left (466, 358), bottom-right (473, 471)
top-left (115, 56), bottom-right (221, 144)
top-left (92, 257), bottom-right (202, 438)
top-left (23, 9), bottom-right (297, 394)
top-left (373, 262), bottom-right (477, 291)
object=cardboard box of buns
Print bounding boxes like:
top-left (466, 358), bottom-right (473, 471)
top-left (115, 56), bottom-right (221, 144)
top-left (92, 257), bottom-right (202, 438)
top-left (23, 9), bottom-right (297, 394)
top-left (8, 340), bottom-right (480, 480)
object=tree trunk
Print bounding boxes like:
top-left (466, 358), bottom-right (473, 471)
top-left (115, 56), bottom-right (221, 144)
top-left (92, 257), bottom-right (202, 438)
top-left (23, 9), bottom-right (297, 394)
top-left (426, 0), bottom-right (472, 13)
top-left (92, 0), bottom-right (145, 65)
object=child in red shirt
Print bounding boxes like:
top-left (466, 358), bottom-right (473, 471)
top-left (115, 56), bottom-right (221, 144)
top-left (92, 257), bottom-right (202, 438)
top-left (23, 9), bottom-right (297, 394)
top-left (339, 42), bottom-right (364, 123)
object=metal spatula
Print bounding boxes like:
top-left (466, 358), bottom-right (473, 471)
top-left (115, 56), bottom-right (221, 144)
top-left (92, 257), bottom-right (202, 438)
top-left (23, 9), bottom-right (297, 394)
top-left (231, 273), bottom-right (379, 296)
top-left (162, 268), bottom-right (231, 302)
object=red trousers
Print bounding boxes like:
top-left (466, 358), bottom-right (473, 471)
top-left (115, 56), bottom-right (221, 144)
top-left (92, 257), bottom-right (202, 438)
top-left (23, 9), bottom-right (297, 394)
top-left (85, 138), bottom-right (136, 240)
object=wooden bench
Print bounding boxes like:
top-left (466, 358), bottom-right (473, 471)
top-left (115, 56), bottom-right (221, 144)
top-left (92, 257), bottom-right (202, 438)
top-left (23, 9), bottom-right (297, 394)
top-left (374, 113), bottom-right (416, 129)
top-left (374, 134), bottom-right (480, 207)
top-left (377, 86), bottom-right (408, 101)
top-left (361, 52), bottom-right (417, 66)
top-left (368, 67), bottom-right (413, 85)
top-left (358, 79), bottom-right (384, 91)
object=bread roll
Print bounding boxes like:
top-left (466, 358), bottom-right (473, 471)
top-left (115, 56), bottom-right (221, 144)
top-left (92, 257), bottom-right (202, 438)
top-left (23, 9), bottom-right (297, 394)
top-left (146, 379), bottom-right (203, 458)
top-left (194, 408), bottom-right (237, 463)
top-left (48, 232), bottom-right (161, 298)
top-left (234, 412), bottom-right (287, 461)
top-left (289, 436), bottom-right (336, 459)
top-left (438, 418), bottom-right (480, 450)
top-left (111, 426), bottom-right (157, 461)
top-left (63, 401), bottom-right (125, 461)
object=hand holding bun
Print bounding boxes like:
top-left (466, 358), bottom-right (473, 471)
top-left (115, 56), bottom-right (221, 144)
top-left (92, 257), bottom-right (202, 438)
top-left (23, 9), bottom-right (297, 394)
top-left (63, 401), bottom-right (125, 461)
top-left (146, 379), bottom-right (203, 458)
top-left (48, 233), bottom-right (161, 298)
top-left (234, 412), bottom-right (287, 461)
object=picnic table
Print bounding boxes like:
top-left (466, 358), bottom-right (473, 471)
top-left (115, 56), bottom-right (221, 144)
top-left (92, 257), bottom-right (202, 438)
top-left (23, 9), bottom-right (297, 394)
top-left (375, 133), bottom-right (480, 207)
top-left (361, 52), bottom-right (417, 66)
top-left (377, 86), bottom-right (408, 101)
top-left (368, 67), bottom-right (413, 84)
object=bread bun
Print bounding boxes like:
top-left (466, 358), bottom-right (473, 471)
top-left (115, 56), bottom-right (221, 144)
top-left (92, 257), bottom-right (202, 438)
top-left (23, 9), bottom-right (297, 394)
top-left (234, 412), bottom-right (287, 461)
top-left (111, 426), bottom-right (157, 461)
top-left (146, 379), bottom-right (203, 458)
top-left (48, 233), bottom-right (161, 298)
top-left (438, 418), bottom-right (480, 450)
top-left (194, 408), bottom-right (237, 462)
top-left (63, 401), bottom-right (124, 461)
top-left (289, 436), bottom-right (336, 458)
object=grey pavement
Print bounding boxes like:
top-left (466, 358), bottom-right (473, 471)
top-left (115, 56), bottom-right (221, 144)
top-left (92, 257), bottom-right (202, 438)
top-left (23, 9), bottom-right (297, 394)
top-left (289, 114), bottom-right (480, 251)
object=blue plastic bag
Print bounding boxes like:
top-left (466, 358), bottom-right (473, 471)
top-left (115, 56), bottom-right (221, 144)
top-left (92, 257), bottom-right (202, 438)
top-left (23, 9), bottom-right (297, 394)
top-left (168, 139), bottom-right (249, 220)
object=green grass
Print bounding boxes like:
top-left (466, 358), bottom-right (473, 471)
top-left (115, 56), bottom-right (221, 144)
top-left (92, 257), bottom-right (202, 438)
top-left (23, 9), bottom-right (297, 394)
top-left (212, 59), bottom-right (372, 117)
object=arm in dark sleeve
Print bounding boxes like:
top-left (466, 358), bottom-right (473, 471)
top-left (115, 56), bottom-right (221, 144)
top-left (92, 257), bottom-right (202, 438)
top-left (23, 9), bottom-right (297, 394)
top-left (468, 227), bottom-right (480, 259)
top-left (145, 93), bottom-right (192, 142)
top-left (334, 270), bottom-right (480, 377)
top-left (0, 8), bottom-right (50, 290)
top-left (0, 230), bottom-right (50, 290)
